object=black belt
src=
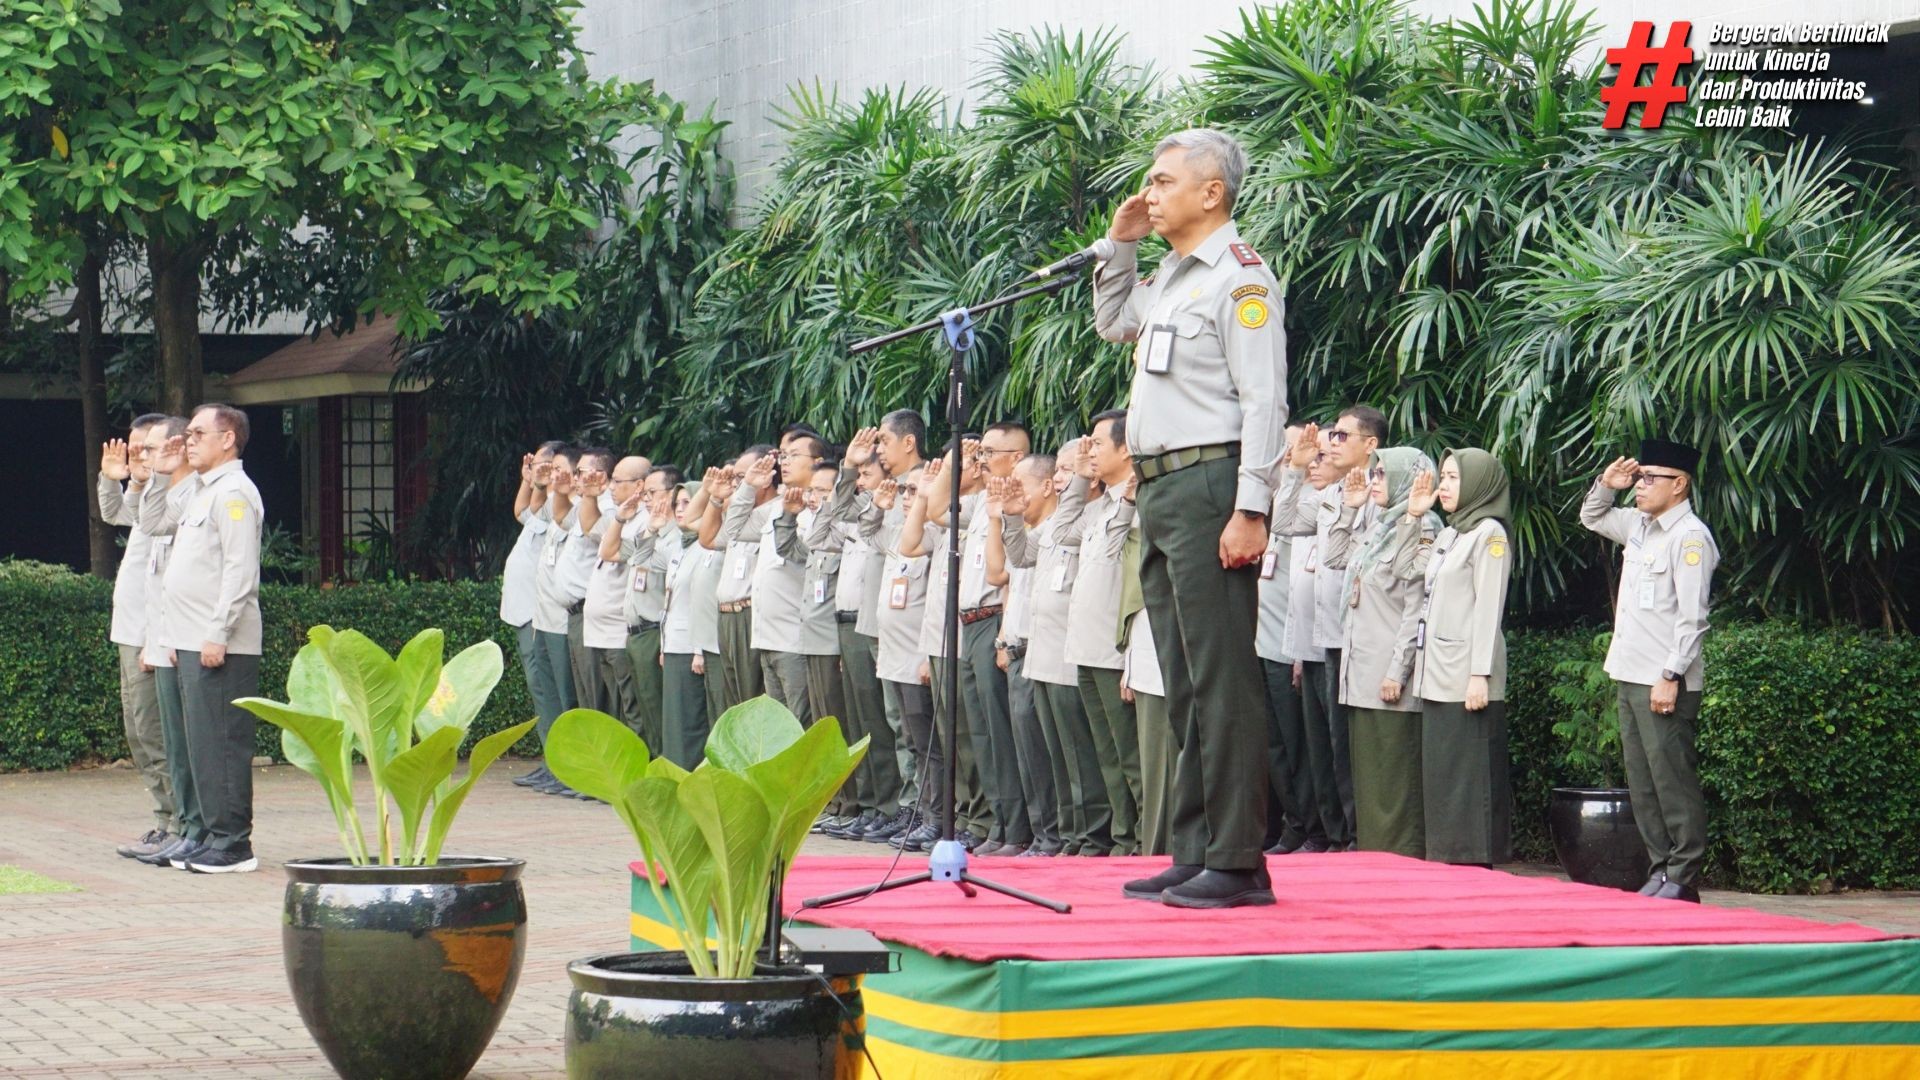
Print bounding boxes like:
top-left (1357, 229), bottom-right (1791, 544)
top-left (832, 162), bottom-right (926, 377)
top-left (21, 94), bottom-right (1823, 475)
top-left (566, 600), bottom-right (585, 616)
top-left (1004, 641), bottom-right (1029, 661)
top-left (835, 611), bottom-right (860, 624)
top-left (627, 617), bottom-right (661, 635)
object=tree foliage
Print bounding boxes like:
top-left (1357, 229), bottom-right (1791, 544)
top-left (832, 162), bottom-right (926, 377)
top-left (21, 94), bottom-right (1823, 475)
top-left (597, 5), bottom-right (1918, 627)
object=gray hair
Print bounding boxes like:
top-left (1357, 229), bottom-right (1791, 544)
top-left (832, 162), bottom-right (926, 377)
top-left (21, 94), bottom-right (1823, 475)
top-left (1154, 128), bottom-right (1247, 210)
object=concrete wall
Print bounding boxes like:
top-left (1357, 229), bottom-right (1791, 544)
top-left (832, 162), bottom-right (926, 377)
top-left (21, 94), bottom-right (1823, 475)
top-left (576, 0), bottom-right (1920, 203)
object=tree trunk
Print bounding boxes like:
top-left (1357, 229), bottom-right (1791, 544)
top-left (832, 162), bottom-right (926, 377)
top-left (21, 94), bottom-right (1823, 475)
top-left (75, 241), bottom-right (116, 578)
top-left (149, 234), bottom-right (205, 415)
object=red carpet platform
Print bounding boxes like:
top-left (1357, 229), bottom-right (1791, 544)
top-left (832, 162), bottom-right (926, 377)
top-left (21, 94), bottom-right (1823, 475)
top-left (629, 853), bottom-right (1920, 1078)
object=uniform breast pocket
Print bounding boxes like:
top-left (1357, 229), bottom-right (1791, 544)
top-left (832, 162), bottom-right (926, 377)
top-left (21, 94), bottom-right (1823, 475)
top-left (1636, 552), bottom-right (1669, 609)
top-left (1143, 314), bottom-right (1208, 376)
top-left (182, 513), bottom-right (209, 530)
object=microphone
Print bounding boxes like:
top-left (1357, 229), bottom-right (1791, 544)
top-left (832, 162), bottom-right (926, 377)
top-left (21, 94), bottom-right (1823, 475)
top-left (1020, 238), bottom-right (1115, 283)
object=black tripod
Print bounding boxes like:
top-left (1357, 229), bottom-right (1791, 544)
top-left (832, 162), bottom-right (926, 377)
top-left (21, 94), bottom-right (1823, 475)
top-left (801, 273), bottom-right (1081, 914)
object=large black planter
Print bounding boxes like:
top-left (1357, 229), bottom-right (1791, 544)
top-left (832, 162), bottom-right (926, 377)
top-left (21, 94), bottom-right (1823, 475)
top-left (565, 951), bottom-right (865, 1080)
top-left (1548, 787), bottom-right (1653, 891)
top-left (283, 857), bottom-right (527, 1080)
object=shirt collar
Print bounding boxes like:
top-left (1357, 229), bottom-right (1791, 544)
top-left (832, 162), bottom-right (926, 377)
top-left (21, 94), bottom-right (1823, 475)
top-left (1652, 500), bottom-right (1693, 532)
top-left (1161, 220), bottom-right (1241, 270)
top-left (200, 459), bottom-right (242, 484)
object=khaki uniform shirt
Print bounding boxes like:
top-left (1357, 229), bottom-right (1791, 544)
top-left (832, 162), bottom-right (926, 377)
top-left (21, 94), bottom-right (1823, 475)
top-left (1063, 485), bottom-right (1133, 671)
top-left (1399, 518), bottom-right (1510, 703)
top-left (1255, 520), bottom-right (1294, 664)
top-left (1581, 482), bottom-right (1717, 690)
top-left (99, 474), bottom-right (156, 649)
top-left (824, 469), bottom-right (886, 637)
top-left (141, 483), bottom-right (191, 668)
top-left (499, 508), bottom-right (548, 627)
top-left (140, 460), bottom-right (263, 655)
top-left (663, 533), bottom-right (722, 656)
top-left (1327, 504), bottom-right (1432, 712)
top-left (1272, 471), bottom-right (1357, 652)
top-left (531, 503), bottom-right (575, 635)
top-left (1122, 603), bottom-right (1165, 698)
top-left (620, 518), bottom-right (676, 628)
top-left (916, 514), bottom-right (955, 659)
top-left (1093, 222), bottom-right (1289, 513)
top-left (582, 515), bottom-right (641, 650)
top-left (774, 507), bottom-right (841, 657)
top-left (855, 467), bottom-right (931, 684)
top-left (1002, 477), bottom-right (1089, 687)
top-left (558, 496), bottom-right (609, 612)
top-left (713, 487), bottom-right (773, 608)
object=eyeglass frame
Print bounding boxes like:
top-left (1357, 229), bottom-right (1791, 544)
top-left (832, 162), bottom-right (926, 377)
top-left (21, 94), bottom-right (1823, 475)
top-left (1633, 470), bottom-right (1684, 486)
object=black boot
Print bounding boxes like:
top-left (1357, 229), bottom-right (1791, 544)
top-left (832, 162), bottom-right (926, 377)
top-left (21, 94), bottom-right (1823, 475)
top-left (1161, 866), bottom-right (1276, 909)
top-left (1121, 863), bottom-right (1204, 901)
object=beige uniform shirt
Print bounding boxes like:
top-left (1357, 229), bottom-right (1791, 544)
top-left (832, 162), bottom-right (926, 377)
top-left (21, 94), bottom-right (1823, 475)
top-left (140, 483), bottom-right (190, 668)
top-left (916, 512), bottom-right (955, 659)
top-left (1122, 602), bottom-right (1165, 698)
top-left (1272, 473), bottom-right (1358, 652)
top-left (1327, 504), bottom-right (1432, 712)
top-left (1581, 482), bottom-right (1717, 690)
top-left (558, 496), bottom-right (610, 612)
top-left (663, 533), bottom-right (721, 656)
top-left (824, 468), bottom-right (886, 637)
top-left (531, 503), bottom-right (575, 634)
top-left (1399, 518), bottom-right (1511, 703)
top-left (499, 509), bottom-right (549, 627)
top-left (98, 474), bottom-right (156, 649)
top-left (1255, 519), bottom-right (1294, 664)
top-left (713, 487), bottom-right (773, 608)
top-left (775, 507), bottom-right (841, 657)
top-left (858, 467), bottom-right (931, 684)
top-left (1063, 485), bottom-right (1133, 671)
top-left (582, 515), bottom-right (640, 650)
top-left (620, 519), bottom-right (677, 628)
top-left (1002, 477), bottom-right (1089, 687)
top-left (140, 460), bottom-right (263, 655)
top-left (1093, 221), bottom-right (1289, 513)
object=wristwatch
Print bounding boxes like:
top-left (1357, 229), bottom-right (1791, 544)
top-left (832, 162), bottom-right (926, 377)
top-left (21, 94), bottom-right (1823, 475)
top-left (1237, 509), bottom-right (1266, 522)
top-left (1660, 669), bottom-right (1680, 684)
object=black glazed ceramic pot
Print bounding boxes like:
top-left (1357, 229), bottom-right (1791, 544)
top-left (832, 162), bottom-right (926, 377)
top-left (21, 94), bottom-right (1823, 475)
top-left (1548, 787), bottom-right (1653, 891)
top-left (565, 951), bottom-right (865, 1080)
top-left (283, 857), bottom-right (527, 1080)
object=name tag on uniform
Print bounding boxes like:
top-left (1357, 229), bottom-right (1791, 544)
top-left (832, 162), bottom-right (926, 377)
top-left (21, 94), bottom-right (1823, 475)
top-left (544, 543), bottom-right (560, 567)
top-left (889, 577), bottom-right (909, 610)
top-left (733, 555), bottom-right (748, 579)
top-left (631, 567), bottom-right (648, 593)
top-left (1638, 574), bottom-right (1657, 610)
top-left (973, 548), bottom-right (985, 569)
top-left (813, 579), bottom-right (828, 605)
top-left (1143, 323), bottom-right (1175, 374)
top-left (1052, 564), bottom-right (1068, 591)
top-left (1260, 549), bottom-right (1278, 579)
top-left (939, 564), bottom-right (950, 585)
top-left (1304, 543), bottom-right (1318, 573)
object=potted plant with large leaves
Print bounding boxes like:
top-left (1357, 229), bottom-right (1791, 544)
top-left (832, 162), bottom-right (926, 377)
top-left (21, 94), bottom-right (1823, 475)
top-left (234, 626), bottom-right (537, 1080)
top-left (547, 696), bottom-right (869, 1080)
top-left (1546, 632), bottom-right (1652, 890)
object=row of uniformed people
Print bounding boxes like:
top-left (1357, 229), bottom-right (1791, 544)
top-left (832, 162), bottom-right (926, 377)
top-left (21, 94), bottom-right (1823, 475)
top-left (97, 405), bottom-right (265, 874)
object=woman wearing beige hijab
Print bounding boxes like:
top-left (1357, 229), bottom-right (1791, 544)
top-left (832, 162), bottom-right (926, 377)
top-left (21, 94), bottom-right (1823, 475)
top-left (1400, 450), bottom-right (1513, 866)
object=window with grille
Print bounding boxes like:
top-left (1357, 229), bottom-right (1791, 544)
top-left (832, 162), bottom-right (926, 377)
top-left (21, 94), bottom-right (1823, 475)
top-left (340, 397), bottom-right (396, 560)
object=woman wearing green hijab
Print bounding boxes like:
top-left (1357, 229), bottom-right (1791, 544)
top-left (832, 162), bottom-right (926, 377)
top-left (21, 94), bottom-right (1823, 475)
top-left (1400, 449), bottom-right (1514, 866)
top-left (1326, 446), bottom-right (1438, 858)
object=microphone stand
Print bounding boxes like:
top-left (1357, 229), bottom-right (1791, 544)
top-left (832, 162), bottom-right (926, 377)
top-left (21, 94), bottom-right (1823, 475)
top-left (801, 272), bottom-right (1081, 914)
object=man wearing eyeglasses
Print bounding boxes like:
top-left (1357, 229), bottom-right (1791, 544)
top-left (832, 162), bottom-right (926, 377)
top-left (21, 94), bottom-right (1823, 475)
top-left (97, 415), bottom-right (177, 860)
top-left (138, 404), bottom-right (264, 874)
top-left (1582, 438), bottom-right (1719, 903)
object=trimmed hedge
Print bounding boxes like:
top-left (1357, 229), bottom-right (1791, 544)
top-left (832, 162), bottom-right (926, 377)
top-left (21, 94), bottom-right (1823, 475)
top-left (4, 560), bottom-right (1917, 893)
top-left (0, 560), bottom-right (539, 774)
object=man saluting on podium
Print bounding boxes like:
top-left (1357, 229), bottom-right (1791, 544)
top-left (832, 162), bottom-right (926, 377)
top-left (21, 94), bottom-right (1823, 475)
top-left (1094, 128), bottom-right (1289, 909)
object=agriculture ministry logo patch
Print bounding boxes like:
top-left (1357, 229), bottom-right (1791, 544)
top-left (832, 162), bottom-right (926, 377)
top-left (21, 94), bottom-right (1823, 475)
top-left (1236, 298), bottom-right (1269, 329)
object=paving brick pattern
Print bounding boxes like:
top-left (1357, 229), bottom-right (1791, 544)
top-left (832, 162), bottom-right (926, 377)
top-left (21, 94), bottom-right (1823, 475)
top-left (3, 763), bottom-right (1916, 1078)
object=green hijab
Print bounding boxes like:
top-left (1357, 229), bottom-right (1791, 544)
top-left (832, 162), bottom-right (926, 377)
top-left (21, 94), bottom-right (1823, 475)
top-left (1441, 448), bottom-right (1510, 537)
top-left (1355, 446), bottom-right (1438, 577)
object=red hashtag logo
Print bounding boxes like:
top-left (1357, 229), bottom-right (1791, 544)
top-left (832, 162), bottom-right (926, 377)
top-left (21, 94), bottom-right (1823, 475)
top-left (1602, 21), bottom-right (1692, 129)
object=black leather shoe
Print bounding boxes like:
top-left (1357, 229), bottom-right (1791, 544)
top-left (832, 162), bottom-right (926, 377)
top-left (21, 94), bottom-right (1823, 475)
top-left (1263, 836), bottom-right (1304, 856)
top-left (1161, 867), bottom-right (1276, 909)
top-left (1122, 863), bottom-right (1203, 901)
top-left (1652, 879), bottom-right (1700, 903)
top-left (890, 824), bottom-right (938, 851)
top-left (1637, 872), bottom-right (1668, 896)
top-left (1289, 838), bottom-right (1333, 854)
top-left (512, 765), bottom-right (551, 788)
top-left (860, 808), bottom-right (912, 842)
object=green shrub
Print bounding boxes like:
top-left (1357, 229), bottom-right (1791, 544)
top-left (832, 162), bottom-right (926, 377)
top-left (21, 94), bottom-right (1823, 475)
top-left (6, 560), bottom-right (1918, 893)
top-left (0, 561), bottom-right (539, 772)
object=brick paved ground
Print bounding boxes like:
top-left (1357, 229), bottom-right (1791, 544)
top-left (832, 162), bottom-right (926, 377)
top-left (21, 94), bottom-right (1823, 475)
top-left (3, 763), bottom-right (1916, 1078)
